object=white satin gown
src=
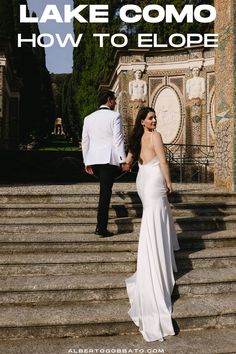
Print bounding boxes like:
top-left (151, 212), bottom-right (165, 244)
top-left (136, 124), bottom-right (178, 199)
top-left (125, 156), bottom-right (180, 342)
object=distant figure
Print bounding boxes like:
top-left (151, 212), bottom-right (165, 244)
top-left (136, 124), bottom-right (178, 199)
top-left (129, 70), bottom-right (147, 101)
top-left (186, 67), bottom-right (205, 100)
top-left (54, 118), bottom-right (65, 135)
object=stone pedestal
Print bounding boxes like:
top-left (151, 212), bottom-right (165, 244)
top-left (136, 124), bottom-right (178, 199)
top-left (187, 98), bottom-right (202, 145)
top-left (128, 99), bottom-right (146, 136)
top-left (185, 97), bottom-right (206, 181)
top-left (214, 0), bottom-right (236, 190)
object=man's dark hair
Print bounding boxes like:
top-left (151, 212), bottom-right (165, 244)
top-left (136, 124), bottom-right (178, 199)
top-left (98, 90), bottom-right (115, 106)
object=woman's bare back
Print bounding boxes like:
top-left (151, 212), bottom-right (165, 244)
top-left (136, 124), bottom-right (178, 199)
top-left (139, 132), bottom-right (156, 165)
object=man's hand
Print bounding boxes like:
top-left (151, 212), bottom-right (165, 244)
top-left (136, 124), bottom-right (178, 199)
top-left (120, 163), bottom-right (131, 172)
top-left (85, 165), bottom-right (94, 175)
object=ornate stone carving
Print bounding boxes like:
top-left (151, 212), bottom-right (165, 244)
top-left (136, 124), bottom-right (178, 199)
top-left (119, 72), bottom-right (129, 92)
top-left (192, 100), bottom-right (202, 145)
top-left (155, 87), bottom-right (182, 144)
top-left (186, 67), bottom-right (205, 149)
top-left (204, 50), bottom-right (215, 59)
top-left (129, 70), bottom-right (147, 101)
top-left (149, 78), bottom-right (164, 97)
top-left (214, 118), bottom-right (231, 184)
top-left (169, 77), bottom-right (184, 94)
top-left (186, 67), bottom-right (205, 100)
top-left (186, 97), bottom-right (203, 149)
top-left (208, 73), bottom-right (215, 94)
top-left (132, 55), bottom-right (144, 62)
top-left (118, 91), bottom-right (129, 145)
top-left (189, 50), bottom-right (203, 59)
top-left (110, 46), bottom-right (215, 149)
top-left (147, 54), bottom-right (189, 63)
top-left (129, 99), bottom-right (146, 129)
top-left (120, 56), bottom-right (131, 63)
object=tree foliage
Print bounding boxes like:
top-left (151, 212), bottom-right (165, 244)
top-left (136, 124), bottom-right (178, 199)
top-left (0, 0), bottom-right (15, 39)
top-left (0, 0), bottom-right (55, 143)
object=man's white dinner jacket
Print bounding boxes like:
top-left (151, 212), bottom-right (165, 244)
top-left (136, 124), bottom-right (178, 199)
top-left (82, 106), bottom-right (126, 167)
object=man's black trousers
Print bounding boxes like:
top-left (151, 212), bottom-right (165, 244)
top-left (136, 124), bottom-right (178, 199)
top-left (92, 164), bottom-right (119, 231)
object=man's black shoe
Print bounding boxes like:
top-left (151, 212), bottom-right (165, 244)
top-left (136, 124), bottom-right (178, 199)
top-left (95, 228), bottom-right (114, 237)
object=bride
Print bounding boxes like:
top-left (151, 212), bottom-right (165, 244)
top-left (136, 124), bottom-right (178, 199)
top-left (125, 107), bottom-right (180, 342)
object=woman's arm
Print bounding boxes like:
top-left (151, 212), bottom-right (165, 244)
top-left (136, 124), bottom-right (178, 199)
top-left (126, 151), bottom-right (134, 165)
top-left (152, 131), bottom-right (173, 193)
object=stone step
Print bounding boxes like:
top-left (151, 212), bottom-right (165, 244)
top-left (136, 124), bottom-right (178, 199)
top-left (171, 202), bottom-right (236, 216)
top-left (0, 294), bottom-right (234, 339)
top-left (0, 189), bottom-right (236, 204)
top-left (0, 183), bottom-right (235, 347)
top-left (0, 215), bottom-right (235, 233)
top-left (0, 192), bottom-right (139, 204)
top-left (177, 230), bottom-right (236, 249)
top-left (174, 267), bottom-right (236, 296)
top-left (176, 247), bottom-right (236, 270)
top-left (0, 273), bottom-right (129, 305)
top-left (0, 251), bottom-right (136, 275)
top-left (1, 202), bottom-right (236, 218)
top-left (169, 192), bottom-right (236, 203)
top-left (0, 247), bottom-right (235, 276)
top-left (0, 327), bottom-right (235, 354)
top-left (0, 204), bottom-right (142, 218)
top-left (0, 230), bottom-right (235, 253)
top-left (0, 268), bottom-right (235, 305)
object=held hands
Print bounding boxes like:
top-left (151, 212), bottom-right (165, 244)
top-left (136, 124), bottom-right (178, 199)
top-left (120, 163), bottom-right (131, 172)
top-left (85, 165), bottom-right (94, 175)
top-left (85, 164), bottom-right (130, 175)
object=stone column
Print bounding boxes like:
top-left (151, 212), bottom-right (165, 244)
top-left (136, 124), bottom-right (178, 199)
top-left (214, 0), bottom-right (236, 190)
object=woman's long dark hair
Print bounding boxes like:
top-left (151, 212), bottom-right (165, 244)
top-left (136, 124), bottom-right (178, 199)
top-left (129, 107), bottom-right (155, 161)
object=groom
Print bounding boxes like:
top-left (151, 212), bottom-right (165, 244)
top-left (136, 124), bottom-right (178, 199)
top-left (82, 90), bottom-right (128, 237)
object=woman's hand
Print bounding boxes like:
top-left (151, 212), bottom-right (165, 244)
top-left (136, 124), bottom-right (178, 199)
top-left (166, 181), bottom-right (173, 193)
top-left (120, 163), bottom-right (131, 172)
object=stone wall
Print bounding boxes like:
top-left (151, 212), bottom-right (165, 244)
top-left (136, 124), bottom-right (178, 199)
top-left (214, 0), bottom-right (236, 190)
top-left (214, 117), bottom-right (231, 185)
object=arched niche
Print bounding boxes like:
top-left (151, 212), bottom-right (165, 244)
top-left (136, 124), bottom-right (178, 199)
top-left (154, 87), bottom-right (182, 144)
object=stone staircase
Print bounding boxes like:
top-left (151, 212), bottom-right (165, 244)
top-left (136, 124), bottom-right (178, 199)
top-left (0, 183), bottom-right (235, 354)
